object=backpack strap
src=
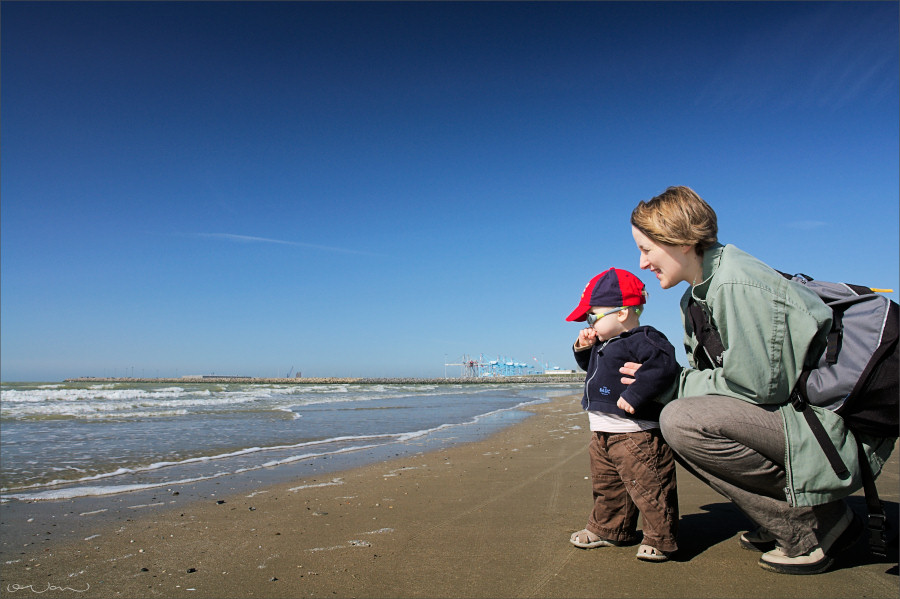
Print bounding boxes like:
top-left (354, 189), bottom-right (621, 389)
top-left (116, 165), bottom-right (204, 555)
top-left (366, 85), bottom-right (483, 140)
top-left (791, 389), bottom-right (890, 556)
top-left (824, 310), bottom-right (843, 365)
top-left (687, 298), bottom-right (725, 370)
top-left (790, 386), bottom-right (850, 478)
top-left (857, 439), bottom-right (890, 557)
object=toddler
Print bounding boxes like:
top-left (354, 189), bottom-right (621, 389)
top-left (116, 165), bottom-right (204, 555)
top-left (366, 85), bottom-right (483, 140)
top-left (565, 267), bottom-right (680, 561)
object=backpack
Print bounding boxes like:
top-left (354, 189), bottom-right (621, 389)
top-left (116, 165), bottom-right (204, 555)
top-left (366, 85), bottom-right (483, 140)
top-left (687, 271), bottom-right (899, 556)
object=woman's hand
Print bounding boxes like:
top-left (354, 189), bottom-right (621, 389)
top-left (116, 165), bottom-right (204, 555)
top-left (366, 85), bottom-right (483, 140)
top-left (619, 361), bottom-right (642, 385)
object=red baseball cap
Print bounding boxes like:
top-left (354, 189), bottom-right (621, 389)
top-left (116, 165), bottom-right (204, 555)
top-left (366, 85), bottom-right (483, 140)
top-left (565, 268), bottom-right (647, 322)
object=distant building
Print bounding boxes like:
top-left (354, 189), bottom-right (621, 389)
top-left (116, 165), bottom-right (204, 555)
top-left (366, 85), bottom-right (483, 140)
top-left (182, 375), bottom-right (251, 380)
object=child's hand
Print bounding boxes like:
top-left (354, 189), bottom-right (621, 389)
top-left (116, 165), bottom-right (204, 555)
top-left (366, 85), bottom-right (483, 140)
top-left (576, 327), bottom-right (597, 349)
top-left (617, 397), bottom-right (636, 414)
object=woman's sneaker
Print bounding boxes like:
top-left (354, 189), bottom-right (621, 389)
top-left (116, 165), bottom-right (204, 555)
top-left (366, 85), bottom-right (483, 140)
top-left (740, 527), bottom-right (776, 552)
top-left (758, 509), bottom-right (863, 575)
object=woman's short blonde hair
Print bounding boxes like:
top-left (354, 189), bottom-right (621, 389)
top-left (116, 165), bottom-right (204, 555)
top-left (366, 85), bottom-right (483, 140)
top-left (630, 186), bottom-right (718, 255)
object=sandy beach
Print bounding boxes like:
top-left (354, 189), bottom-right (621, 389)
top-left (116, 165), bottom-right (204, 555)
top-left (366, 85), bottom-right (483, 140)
top-left (1, 394), bottom-right (896, 598)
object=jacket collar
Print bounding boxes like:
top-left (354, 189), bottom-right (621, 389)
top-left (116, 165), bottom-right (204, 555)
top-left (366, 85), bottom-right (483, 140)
top-left (690, 242), bottom-right (725, 303)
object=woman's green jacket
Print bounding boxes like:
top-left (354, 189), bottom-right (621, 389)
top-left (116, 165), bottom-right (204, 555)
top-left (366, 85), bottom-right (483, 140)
top-left (673, 243), bottom-right (896, 507)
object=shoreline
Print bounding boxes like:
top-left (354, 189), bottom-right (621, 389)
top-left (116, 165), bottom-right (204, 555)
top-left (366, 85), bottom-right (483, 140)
top-left (1, 395), bottom-right (896, 598)
top-left (0, 401), bottom-right (539, 512)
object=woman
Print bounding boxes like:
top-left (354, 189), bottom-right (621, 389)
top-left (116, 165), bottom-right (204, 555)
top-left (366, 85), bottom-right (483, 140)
top-left (624, 186), bottom-right (895, 575)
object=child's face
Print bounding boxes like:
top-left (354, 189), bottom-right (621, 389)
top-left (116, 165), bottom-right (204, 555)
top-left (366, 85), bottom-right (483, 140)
top-left (587, 306), bottom-right (626, 340)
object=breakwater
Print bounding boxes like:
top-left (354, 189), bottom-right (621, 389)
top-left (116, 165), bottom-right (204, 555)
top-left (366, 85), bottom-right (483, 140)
top-left (65, 375), bottom-right (585, 384)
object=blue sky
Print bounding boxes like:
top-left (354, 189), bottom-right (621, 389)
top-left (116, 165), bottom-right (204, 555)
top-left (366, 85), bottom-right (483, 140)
top-left (2, 1), bottom-right (898, 381)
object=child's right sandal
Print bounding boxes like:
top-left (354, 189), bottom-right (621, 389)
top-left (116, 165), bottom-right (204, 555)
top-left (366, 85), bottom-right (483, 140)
top-left (636, 544), bottom-right (670, 562)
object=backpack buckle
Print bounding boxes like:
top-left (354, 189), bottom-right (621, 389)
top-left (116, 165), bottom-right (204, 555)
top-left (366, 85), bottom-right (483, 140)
top-left (867, 513), bottom-right (888, 557)
top-left (790, 388), bottom-right (807, 411)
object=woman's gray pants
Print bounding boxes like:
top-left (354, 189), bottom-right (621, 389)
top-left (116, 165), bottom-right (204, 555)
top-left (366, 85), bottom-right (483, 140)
top-left (659, 395), bottom-right (847, 556)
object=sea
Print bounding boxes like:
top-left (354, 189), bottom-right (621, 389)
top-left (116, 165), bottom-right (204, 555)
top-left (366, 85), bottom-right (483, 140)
top-left (0, 380), bottom-right (581, 504)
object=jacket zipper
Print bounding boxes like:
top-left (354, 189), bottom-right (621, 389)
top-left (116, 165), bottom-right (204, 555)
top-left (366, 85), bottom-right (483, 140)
top-left (584, 339), bottom-right (612, 408)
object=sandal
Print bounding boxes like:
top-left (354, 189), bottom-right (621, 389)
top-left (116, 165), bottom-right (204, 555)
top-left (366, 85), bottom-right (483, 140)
top-left (570, 529), bottom-right (615, 549)
top-left (636, 544), bottom-right (670, 562)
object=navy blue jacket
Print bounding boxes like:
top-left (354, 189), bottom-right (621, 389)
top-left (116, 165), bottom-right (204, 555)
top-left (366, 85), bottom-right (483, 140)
top-left (573, 325), bottom-right (680, 421)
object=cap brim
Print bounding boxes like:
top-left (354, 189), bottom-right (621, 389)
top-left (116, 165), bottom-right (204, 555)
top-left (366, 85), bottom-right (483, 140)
top-left (565, 305), bottom-right (589, 322)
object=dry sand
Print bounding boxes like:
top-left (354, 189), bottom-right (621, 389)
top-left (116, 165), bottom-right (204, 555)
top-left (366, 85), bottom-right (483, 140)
top-left (1, 395), bottom-right (897, 598)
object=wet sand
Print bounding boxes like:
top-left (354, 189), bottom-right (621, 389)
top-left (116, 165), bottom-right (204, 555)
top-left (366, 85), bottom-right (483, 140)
top-left (1, 395), bottom-right (897, 598)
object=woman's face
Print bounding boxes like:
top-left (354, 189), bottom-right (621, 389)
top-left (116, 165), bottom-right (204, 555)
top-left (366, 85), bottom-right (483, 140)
top-left (631, 226), bottom-right (696, 289)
